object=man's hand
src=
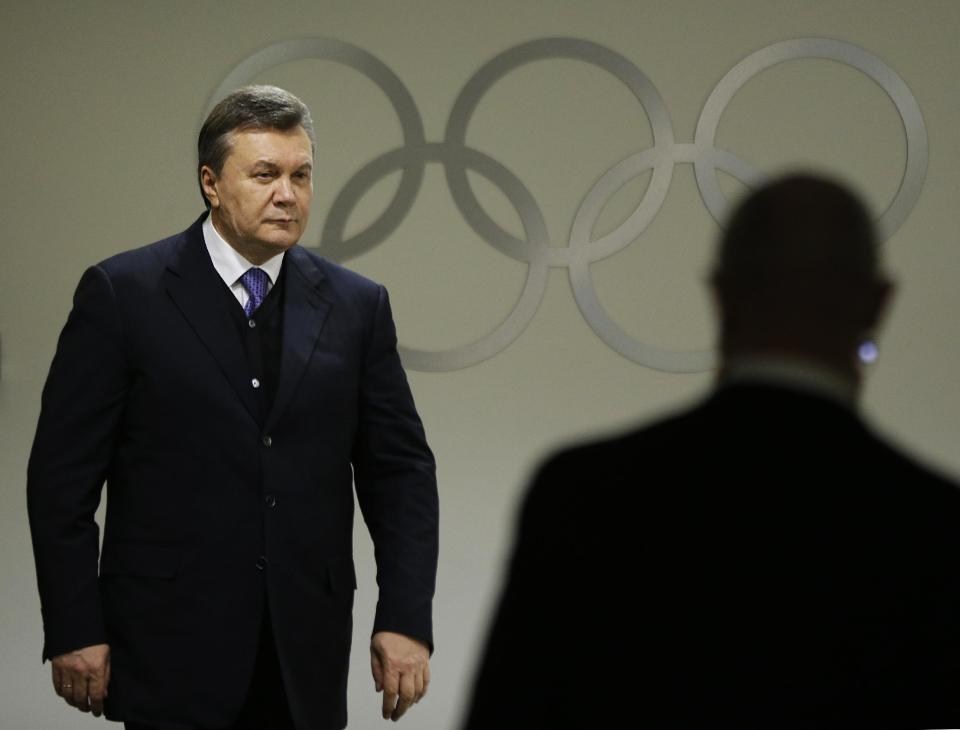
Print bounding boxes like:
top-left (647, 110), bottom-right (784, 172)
top-left (370, 631), bottom-right (430, 721)
top-left (51, 643), bottom-right (111, 716)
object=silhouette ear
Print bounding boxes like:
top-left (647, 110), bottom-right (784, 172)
top-left (708, 272), bottom-right (740, 355)
top-left (862, 277), bottom-right (895, 332)
top-left (707, 270), bottom-right (736, 315)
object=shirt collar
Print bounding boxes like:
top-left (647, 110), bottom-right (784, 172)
top-left (202, 214), bottom-right (285, 287)
top-left (720, 354), bottom-right (858, 409)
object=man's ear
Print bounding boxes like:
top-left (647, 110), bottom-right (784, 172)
top-left (707, 270), bottom-right (726, 314)
top-left (199, 166), bottom-right (220, 209)
top-left (708, 271), bottom-right (737, 355)
top-left (862, 276), bottom-right (895, 332)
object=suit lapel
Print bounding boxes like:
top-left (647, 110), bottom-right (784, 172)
top-left (163, 216), bottom-right (260, 424)
top-left (266, 246), bottom-right (332, 432)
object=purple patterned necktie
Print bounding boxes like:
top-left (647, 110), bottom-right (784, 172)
top-left (240, 268), bottom-right (270, 317)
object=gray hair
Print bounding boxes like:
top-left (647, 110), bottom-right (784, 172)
top-left (197, 85), bottom-right (315, 208)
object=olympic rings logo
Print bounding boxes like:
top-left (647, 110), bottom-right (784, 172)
top-left (208, 37), bottom-right (927, 373)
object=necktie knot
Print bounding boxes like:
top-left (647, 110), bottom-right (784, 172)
top-left (240, 268), bottom-right (270, 317)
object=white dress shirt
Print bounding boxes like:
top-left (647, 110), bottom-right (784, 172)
top-left (721, 355), bottom-right (857, 409)
top-left (202, 215), bottom-right (285, 312)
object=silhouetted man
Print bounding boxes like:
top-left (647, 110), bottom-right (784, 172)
top-left (465, 174), bottom-right (960, 728)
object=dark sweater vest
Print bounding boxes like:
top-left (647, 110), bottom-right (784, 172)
top-left (219, 262), bottom-right (285, 426)
top-left (216, 262), bottom-right (292, 714)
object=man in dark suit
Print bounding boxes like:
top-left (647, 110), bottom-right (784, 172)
top-left (27, 85), bottom-right (438, 730)
top-left (465, 174), bottom-right (960, 728)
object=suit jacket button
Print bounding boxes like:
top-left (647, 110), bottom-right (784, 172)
top-left (265, 493), bottom-right (278, 508)
top-left (262, 435), bottom-right (272, 447)
top-left (248, 319), bottom-right (256, 328)
top-left (255, 556), bottom-right (268, 570)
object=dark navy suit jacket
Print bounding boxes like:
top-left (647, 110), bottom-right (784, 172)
top-left (28, 215), bottom-right (438, 729)
top-left (466, 384), bottom-right (960, 728)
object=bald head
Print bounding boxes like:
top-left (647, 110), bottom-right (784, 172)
top-left (712, 174), bottom-right (892, 382)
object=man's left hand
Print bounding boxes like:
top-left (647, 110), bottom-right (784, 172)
top-left (370, 631), bottom-right (430, 721)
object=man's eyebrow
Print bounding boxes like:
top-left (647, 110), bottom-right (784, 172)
top-left (249, 159), bottom-right (313, 169)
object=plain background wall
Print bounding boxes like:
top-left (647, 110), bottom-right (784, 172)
top-left (2, 2), bottom-right (959, 727)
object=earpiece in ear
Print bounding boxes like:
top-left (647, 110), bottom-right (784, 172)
top-left (858, 339), bottom-right (879, 365)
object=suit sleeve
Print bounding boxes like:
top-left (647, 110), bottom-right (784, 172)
top-left (462, 457), bottom-right (570, 728)
top-left (27, 265), bottom-right (129, 661)
top-left (351, 285), bottom-right (439, 651)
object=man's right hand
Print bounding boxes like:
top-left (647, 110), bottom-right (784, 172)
top-left (51, 643), bottom-right (111, 716)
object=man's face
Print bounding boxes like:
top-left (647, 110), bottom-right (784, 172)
top-left (201, 126), bottom-right (313, 264)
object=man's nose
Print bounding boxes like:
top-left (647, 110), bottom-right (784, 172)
top-left (273, 176), bottom-right (296, 205)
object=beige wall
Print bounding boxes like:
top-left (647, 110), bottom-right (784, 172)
top-left (3, 1), bottom-right (959, 727)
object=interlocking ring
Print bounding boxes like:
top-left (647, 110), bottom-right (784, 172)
top-left (207, 36), bottom-right (927, 373)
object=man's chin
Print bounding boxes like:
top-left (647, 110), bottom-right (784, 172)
top-left (257, 232), bottom-right (302, 250)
